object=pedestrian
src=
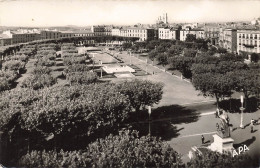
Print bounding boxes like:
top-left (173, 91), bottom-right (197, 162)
top-left (216, 108), bottom-right (220, 118)
top-left (216, 123), bottom-right (219, 130)
top-left (201, 135), bottom-right (205, 144)
top-left (251, 119), bottom-right (254, 133)
top-left (251, 119), bottom-right (254, 125)
top-left (226, 115), bottom-right (230, 124)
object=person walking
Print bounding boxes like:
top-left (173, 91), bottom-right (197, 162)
top-left (201, 135), bottom-right (205, 144)
top-left (216, 108), bottom-right (220, 118)
top-left (251, 119), bottom-right (254, 133)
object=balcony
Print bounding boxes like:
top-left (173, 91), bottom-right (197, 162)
top-left (243, 44), bottom-right (254, 48)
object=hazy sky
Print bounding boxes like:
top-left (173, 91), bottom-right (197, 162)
top-left (0, 0), bottom-right (260, 27)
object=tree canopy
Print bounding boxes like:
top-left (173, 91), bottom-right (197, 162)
top-left (19, 129), bottom-right (183, 168)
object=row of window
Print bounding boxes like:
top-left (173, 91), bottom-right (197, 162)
top-left (238, 34), bottom-right (259, 39)
top-left (127, 30), bottom-right (147, 33)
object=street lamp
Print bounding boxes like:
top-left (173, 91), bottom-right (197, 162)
top-left (145, 59), bottom-right (148, 74)
top-left (148, 106), bottom-right (152, 135)
top-left (130, 51), bottom-right (132, 65)
top-left (100, 60), bottom-right (103, 78)
top-left (240, 95), bottom-right (245, 128)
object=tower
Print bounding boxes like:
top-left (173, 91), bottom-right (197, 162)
top-left (164, 13), bottom-right (168, 24)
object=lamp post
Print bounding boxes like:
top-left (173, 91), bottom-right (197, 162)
top-left (240, 95), bottom-right (245, 128)
top-left (148, 106), bottom-right (152, 135)
top-left (145, 59), bottom-right (148, 74)
top-left (100, 60), bottom-right (103, 78)
top-left (130, 51), bottom-right (132, 65)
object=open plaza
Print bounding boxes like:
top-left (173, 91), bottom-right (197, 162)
top-left (96, 47), bottom-right (260, 162)
top-left (0, 1), bottom-right (260, 166)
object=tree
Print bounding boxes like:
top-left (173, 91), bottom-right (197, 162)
top-left (66, 71), bottom-right (98, 85)
top-left (63, 56), bottom-right (86, 66)
top-left (0, 70), bottom-right (18, 91)
top-left (169, 56), bottom-right (194, 78)
top-left (2, 60), bottom-right (25, 73)
top-left (146, 40), bottom-right (161, 50)
top-left (0, 84), bottom-right (131, 148)
top-left (167, 45), bottom-right (183, 56)
top-left (185, 34), bottom-right (196, 42)
top-left (21, 74), bottom-right (56, 90)
top-left (122, 42), bottom-right (132, 50)
top-left (63, 64), bottom-right (90, 74)
top-left (19, 129), bottom-right (183, 168)
top-left (192, 72), bottom-right (233, 107)
top-left (156, 53), bottom-right (168, 67)
top-left (217, 47), bottom-right (227, 54)
top-left (183, 48), bottom-right (197, 57)
top-left (228, 69), bottom-right (260, 110)
top-left (251, 53), bottom-right (259, 62)
top-left (148, 49), bottom-right (158, 65)
top-left (117, 79), bottom-right (164, 112)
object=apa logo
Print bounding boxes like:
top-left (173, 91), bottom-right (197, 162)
top-left (232, 144), bottom-right (249, 157)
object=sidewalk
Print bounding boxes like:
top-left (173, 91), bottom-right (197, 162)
top-left (16, 59), bottom-right (36, 88)
top-left (167, 110), bottom-right (260, 163)
top-left (111, 50), bottom-right (215, 107)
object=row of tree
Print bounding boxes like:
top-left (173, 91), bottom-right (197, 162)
top-left (18, 129), bottom-right (258, 168)
top-left (0, 45), bottom-right (36, 92)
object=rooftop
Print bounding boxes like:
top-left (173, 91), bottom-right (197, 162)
top-left (0, 34), bottom-right (12, 39)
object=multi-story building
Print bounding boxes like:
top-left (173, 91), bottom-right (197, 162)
top-left (111, 28), bottom-right (121, 36)
top-left (91, 25), bottom-right (112, 36)
top-left (204, 26), bottom-right (220, 45)
top-left (180, 28), bottom-right (204, 41)
top-left (40, 30), bottom-right (61, 40)
top-left (2, 30), bottom-right (40, 44)
top-left (60, 31), bottom-right (75, 38)
top-left (111, 27), bottom-right (155, 41)
top-left (158, 27), bottom-right (179, 40)
top-left (73, 30), bottom-right (94, 37)
top-left (0, 34), bottom-right (12, 46)
top-left (237, 29), bottom-right (260, 54)
top-left (219, 28), bottom-right (237, 53)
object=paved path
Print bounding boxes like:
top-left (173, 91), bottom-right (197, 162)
top-left (109, 50), bottom-right (215, 107)
top-left (104, 49), bottom-right (260, 163)
top-left (167, 110), bottom-right (260, 163)
top-left (16, 59), bottom-right (36, 88)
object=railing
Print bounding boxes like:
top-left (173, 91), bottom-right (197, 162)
top-left (243, 44), bottom-right (255, 48)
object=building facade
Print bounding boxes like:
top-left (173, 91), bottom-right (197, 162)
top-left (219, 29), bottom-right (237, 53)
top-left (158, 27), bottom-right (179, 40)
top-left (180, 28), bottom-right (204, 41)
top-left (40, 30), bottom-right (61, 40)
top-left (60, 31), bottom-right (75, 38)
top-left (111, 27), bottom-right (155, 41)
top-left (111, 28), bottom-right (121, 36)
top-left (0, 34), bottom-right (12, 46)
top-left (73, 30), bottom-right (94, 37)
top-left (204, 26), bottom-right (220, 45)
top-left (91, 25), bottom-right (112, 36)
top-left (237, 29), bottom-right (260, 54)
top-left (2, 30), bottom-right (41, 44)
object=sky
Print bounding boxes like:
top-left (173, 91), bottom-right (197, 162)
top-left (0, 0), bottom-right (260, 27)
